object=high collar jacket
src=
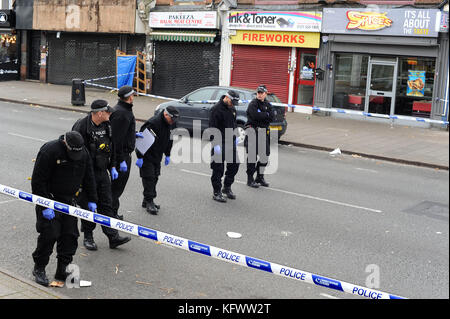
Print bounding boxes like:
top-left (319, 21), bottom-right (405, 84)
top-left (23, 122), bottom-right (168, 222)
top-left (136, 111), bottom-right (174, 164)
top-left (208, 96), bottom-right (237, 146)
top-left (110, 100), bottom-right (136, 163)
top-left (246, 98), bottom-right (275, 129)
top-left (31, 136), bottom-right (98, 203)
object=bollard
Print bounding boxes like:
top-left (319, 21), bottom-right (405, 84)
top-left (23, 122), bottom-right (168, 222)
top-left (71, 78), bottom-right (85, 106)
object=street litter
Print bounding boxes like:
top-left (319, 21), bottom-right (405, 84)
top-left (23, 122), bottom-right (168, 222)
top-left (49, 281), bottom-right (64, 288)
top-left (227, 232), bottom-right (242, 239)
top-left (329, 148), bottom-right (342, 156)
top-left (80, 280), bottom-right (91, 287)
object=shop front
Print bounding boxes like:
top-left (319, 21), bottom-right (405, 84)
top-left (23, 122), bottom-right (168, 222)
top-left (149, 11), bottom-right (220, 99)
top-left (0, 9), bottom-right (19, 81)
top-left (322, 8), bottom-right (444, 123)
top-left (228, 11), bottom-right (321, 106)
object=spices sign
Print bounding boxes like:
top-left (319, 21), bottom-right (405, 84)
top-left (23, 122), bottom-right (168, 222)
top-left (149, 11), bottom-right (217, 29)
top-left (323, 8), bottom-right (440, 37)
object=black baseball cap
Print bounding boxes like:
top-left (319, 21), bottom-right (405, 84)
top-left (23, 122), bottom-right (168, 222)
top-left (164, 105), bottom-right (180, 122)
top-left (257, 85), bottom-right (268, 93)
top-left (225, 90), bottom-right (240, 106)
top-left (118, 85), bottom-right (136, 98)
top-left (91, 99), bottom-right (114, 113)
top-left (64, 131), bottom-right (84, 161)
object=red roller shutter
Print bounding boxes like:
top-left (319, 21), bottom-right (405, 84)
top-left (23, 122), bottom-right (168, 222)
top-left (231, 45), bottom-right (290, 103)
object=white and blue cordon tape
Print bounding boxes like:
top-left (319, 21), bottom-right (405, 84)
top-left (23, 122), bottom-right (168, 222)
top-left (0, 183), bottom-right (406, 299)
top-left (83, 73), bottom-right (448, 126)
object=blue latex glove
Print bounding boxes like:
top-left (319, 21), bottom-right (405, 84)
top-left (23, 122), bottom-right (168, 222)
top-left (136, 158), bottom-right (143, 168)
top-left (164, 156), bottom-right (170, 166)
top-left (257, 109), bottom-right (261, 113)
top-left (213, 145), bottom-right (221, 155)
top-left (119, 160), bottom-right (128, 172)
top-left (88, 202), bottom-right (97, 212)
top-left (42, 208), bottom-right (55, 220)
top-left (111, 167), bottom-right (119, 180)
top-left (235, 137), bottom-right (239, 146)
top-left (136, 132), bottom-right (144, 138)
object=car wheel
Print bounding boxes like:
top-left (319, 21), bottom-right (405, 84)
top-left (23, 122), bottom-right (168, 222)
top-left (236, 124), bottom-right (246, 145)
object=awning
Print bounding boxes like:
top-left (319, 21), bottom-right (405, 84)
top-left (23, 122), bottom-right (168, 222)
top-left (148, 30), bottom-right (217, 43)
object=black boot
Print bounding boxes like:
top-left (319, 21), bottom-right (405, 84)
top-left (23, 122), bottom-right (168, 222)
top-left (222, 187), bottom-right (236, 200)
top-left (142, 200), bottom-right (160, 210)
top-left (255, 175), bottom-right (269, 187)
top-left (146, 200), bottom-right (158, 215)
top-left (109, 234), bottom-right (131, 249)
top-left (32, 265), bottom-right (49, 287)
top-left (247, 176), bottom-right (260, 188)
top-left (213, 192), bottom-right (227, 203)
top-left (83, 231), bottom-right (98, 251)
top-left (54, 262), bottom-right (70, 282)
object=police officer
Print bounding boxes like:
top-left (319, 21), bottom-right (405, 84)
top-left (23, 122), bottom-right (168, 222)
top-left (31, 131), bottom-right (98, 286)
top-left (245, 85), bottom-right (276, 188)
top-left (110, 85), bottom-right (138, 220)
top-left (135, 106), bottom-right (179, 214)
top-left (208, 90), bottom-right (240, 202)
top-left (72, 99), bottom-right (131, 250)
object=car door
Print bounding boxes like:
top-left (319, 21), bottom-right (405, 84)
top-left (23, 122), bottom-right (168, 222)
top-left (181, 87), bottom-right (216, 131)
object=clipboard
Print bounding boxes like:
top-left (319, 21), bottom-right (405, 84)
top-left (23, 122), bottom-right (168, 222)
top-left (136, 128), bottom-right (156, 155)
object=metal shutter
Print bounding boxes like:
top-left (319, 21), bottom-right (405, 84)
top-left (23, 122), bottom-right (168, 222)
top-left (152, 41), bottom-right (220, 99)
top-left (47, 33), bottom-right (119, 87)
top-left (231, 45), bottom-right (290, 103)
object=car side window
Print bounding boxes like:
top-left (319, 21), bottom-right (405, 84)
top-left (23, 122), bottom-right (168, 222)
top-left (186, 88), bottom-right (216, 102)
top-left (214, 89), bottom-right (246, 102)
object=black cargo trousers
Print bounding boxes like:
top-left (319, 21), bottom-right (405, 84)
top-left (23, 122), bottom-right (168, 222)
top-left (244, 127), bottom-right (270, 179)
top-left (32, 195), bottom-right (78, 269)
top-left (210, 143), bottom-right (240, 194)
top-left (77, 168), bottom-right (118, 238)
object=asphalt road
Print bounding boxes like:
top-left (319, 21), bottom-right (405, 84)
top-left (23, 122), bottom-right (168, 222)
top-left (0, 101), bottom-right (448, 299)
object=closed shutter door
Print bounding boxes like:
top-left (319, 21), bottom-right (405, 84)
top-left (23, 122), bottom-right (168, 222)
top-left (231, 45), bottom-right (290, 103)
top-left (152, 41), bottom-right (220, 99)
top-left (47, 33), bottom-right (119, 87)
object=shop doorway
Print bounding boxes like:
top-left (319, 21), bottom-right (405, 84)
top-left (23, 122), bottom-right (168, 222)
top-left (294, 49), bottom-right (317, 106)
top-left (28, 31), bottom-right (41, 81)
top-left (365, 57), bottom-right (398, 115)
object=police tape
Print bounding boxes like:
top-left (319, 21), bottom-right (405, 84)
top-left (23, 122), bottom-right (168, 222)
top-left (82, 72), bottom-right (448, 125)
top-left (83, 80), bottom-right (178, 102)
top-left (183, 100), bottom-right (449, 126)
top-left (0, 183), bottom-right (406, 299)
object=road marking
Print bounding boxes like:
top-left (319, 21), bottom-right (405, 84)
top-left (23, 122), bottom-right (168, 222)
top-left (180, 169), bottom-right (382, 213)
top-left (0, 199), bottom-right (18, 205)
top-left (355, 167), bottom-right (378, 173)
top-left (8, 132), bottom-right (46, 142)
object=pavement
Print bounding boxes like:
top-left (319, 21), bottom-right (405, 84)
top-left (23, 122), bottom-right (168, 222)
top-left (0, 79), bottom-right (448, 299)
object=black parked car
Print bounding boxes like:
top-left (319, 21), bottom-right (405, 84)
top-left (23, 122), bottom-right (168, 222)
top-left (154, 86), bottom-right (288, 142)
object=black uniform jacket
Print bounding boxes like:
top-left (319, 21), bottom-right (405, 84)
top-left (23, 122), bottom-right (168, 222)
top-left (72, 114), bottom-right (116, 171)
top-left (136, 111), bottom-right (174, 164)
top-left (31, 135), bottom-right (98, 203)
top-left (246, 98), bottom-right (275, 129)
top-left (110, 100), bottom-right (136, 163)
top-left (208, 96), bottom-right (238, 147)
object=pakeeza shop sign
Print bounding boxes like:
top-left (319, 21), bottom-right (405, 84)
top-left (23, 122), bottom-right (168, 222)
top-left (323, 8), bottom-right (440, 37)
top-left (228, 11), bottom-right (322, 32)
top-left (149, 11), bottom-right (217, 29)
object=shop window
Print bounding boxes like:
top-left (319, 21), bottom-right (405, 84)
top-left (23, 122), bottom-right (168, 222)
top-left (0, 33), bottom-right (17, 64)
top-left (394, 57), bottom-right (435, 118)
top-left (333, 53), bottom-right (369, 110)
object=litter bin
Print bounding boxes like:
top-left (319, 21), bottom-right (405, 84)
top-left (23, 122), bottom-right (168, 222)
top-left (71, 79), bottom-right (85, 106)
